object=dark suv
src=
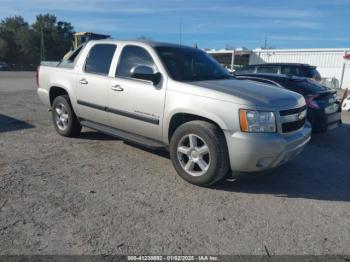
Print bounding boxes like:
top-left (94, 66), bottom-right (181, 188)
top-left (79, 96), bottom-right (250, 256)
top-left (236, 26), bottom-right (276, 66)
top-left (236, 73), bottom-right (341, 132)
top-left (234, 63), bottom-right (322, 81)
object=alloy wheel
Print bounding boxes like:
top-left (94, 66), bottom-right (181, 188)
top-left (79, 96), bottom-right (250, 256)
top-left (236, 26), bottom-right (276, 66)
top-left (55, 103), bottom-right (69, 131)
top-left (177, 134), bottom-right (211, 177)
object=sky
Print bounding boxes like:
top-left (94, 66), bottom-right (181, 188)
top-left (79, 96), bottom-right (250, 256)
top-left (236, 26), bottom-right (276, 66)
top-left (1, 0), bottom-right (350, 49)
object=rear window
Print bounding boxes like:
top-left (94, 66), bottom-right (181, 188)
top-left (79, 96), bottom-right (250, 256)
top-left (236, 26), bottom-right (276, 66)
top-left (304, 67), bottom-right (321, 80)
top-left (67, 45), bottom-right (84, 62)
top-left (281, 66), bottom-right (303, 76)
top-left (256, 66), bottom-right (279, 74)
top-left (85, 44), bottom-right (116, 75)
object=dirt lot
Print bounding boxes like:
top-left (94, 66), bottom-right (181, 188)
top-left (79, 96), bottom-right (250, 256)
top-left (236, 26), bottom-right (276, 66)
top-left (0, 72), bottom-right (350, 255)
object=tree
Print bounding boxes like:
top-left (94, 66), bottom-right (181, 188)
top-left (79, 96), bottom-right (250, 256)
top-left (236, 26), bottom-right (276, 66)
top-left (0, 14), bottom-right (74, 67)
top-left (0, 16), bottom-right (29, 63)
top-left (15, 26), bottom-right (39, 63)
top-left (31, 14), bottom-right (74, 61)
top-left (0, 37), bottom-right (8, 60)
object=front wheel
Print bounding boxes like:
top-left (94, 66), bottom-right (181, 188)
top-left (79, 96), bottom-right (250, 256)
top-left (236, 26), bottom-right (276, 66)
top-left (52, 95), bottom-right (81, 137)
top-left (169, 120), bottom-right (229, 186)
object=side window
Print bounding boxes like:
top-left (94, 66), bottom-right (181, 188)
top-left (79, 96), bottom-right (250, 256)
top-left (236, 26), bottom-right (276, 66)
top-left (85, 44), bottom-right (116, 75)
top-left (281, 66), bottom-right (302, 76)
top-left (257, 66), bottom-right (279, 74)
top-left (235, 66), bottom-right (255, 74)
top-left (116, 45), bottom-right (156, 78)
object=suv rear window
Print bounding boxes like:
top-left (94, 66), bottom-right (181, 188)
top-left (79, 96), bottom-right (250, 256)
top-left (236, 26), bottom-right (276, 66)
top-left (281, 66), bottom-right (303, 76)
top-left (256, 66), bottom-right (279, 73)
top-left (304, 67), bottom-right (321, 81)
top-left (85, 44), bottom-right (116, 75)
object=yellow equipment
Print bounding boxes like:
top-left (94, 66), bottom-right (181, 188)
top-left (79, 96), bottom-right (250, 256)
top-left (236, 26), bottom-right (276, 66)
top-left (72, 32), bottom-right (110, 49)
top-left (63, 32), bottom-right (110, 60)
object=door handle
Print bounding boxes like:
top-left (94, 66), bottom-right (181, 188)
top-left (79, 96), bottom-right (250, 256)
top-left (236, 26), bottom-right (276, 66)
top-left (79, 78), bottom-right (88, 85)
top-left (111, 85), bottom-right (124, 91)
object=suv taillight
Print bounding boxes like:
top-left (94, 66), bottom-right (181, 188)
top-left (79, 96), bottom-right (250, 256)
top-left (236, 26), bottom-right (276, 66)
top-left (306, 94), bottom-right (320, 109)
top-left (35, 66), bottom-right (40, 88)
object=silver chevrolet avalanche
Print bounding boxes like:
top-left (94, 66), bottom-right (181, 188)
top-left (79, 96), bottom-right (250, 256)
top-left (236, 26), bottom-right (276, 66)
top-left (37, 40), bottom-right (311, 186)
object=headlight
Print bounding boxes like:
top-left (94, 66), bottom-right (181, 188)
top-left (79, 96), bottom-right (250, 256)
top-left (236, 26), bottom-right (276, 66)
top-left (239, 109), bottom-right (276, 133)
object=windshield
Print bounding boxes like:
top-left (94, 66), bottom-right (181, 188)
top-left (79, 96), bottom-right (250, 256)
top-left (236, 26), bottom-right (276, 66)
top-left (305, 67), bottom-right (321, 81)
top-left (155, 46), bottom-right (232, 82)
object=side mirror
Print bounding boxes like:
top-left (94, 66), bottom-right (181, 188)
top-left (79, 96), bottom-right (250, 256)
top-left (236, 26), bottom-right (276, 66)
top-left (130, 65), bottom-right (161, 85)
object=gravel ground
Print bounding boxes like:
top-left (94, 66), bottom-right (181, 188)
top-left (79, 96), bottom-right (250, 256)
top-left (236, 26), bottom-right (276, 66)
top-left (0, 72), bottom-right (350, 255)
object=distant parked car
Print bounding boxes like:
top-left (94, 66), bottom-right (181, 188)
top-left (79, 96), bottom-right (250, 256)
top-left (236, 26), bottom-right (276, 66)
top-left (342, 96), bottom-right (350, 112)
top-left (234, 63), bottom-right (322, 82)
top-left (236, 74), bottom-right (341, 132)
top-left (0, 61), bottom-right (10, 71)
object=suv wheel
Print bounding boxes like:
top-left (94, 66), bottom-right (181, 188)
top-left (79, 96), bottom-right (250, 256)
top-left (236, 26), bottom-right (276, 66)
top-left (170, 120), bottom-right (229, 186)
top-left (52, 95), bottom-right (81, 137)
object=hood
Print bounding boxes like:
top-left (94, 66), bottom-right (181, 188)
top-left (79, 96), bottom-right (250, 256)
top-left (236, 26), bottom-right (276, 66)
top-left (185, 79), bottom-right (304, 108)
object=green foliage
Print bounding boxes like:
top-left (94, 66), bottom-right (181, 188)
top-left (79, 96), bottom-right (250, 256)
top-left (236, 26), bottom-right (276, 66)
top-left (0, 37), bottom-right (8, 60)
top-left (0, 14), bottom-right (74, 67)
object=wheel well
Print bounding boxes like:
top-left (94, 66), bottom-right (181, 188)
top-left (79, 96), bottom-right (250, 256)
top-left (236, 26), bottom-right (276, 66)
top-left (49, 86), bottom-right (68, 106)
top-left (168, 113), bottom-right (222, 142)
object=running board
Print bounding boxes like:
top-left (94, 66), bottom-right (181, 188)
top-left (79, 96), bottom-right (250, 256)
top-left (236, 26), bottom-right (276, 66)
top-left (80, 120), bottom-right (166, 150)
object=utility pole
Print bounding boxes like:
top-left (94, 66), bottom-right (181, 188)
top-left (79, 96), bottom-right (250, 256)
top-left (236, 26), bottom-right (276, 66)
top-left (264, 37), bottom-right (271, 62)
top-left (40, 25), bottom-right (45, 61)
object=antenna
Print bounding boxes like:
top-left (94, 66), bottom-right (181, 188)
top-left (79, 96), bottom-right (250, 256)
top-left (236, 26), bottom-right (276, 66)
top-left (179, 17), bottom-right (182, 46)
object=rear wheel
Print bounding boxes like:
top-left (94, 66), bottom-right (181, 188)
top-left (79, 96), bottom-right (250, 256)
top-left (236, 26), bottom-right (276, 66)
top-left (52, 95), bottom-right (81, 137)
top-left (169, 120), bottom-right (229, 186)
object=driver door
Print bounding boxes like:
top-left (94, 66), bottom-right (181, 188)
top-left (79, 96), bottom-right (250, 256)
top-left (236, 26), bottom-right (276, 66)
top-left (108, 44), bottom-right (166, 140)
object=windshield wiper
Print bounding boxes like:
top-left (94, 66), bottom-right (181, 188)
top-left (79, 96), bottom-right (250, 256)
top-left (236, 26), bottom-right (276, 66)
top-left (211, 75), bottom-right (233, 80)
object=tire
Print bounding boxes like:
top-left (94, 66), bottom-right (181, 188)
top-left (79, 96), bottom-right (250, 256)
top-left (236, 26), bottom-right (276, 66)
top-left (169, 120), bottom-right (229, 186)
top-left (52, 95), bottom-right (81, 137)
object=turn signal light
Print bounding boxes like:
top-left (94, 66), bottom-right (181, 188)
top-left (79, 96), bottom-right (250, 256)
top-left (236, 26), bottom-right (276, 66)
top-left (239, 109), bottom-right (248, 132)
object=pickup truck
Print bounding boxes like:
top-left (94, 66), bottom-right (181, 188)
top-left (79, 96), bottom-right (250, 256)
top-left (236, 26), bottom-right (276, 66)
top-left (37, 40), bottom-right (311, 186)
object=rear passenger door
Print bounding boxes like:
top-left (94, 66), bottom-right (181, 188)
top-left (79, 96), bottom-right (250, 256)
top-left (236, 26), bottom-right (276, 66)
top-left (76, 44), bottom-right (117, 126)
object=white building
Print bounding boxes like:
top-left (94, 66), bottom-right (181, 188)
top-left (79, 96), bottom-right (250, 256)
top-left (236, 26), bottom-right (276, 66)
top-left (207, 48), bottom-right (350, 89)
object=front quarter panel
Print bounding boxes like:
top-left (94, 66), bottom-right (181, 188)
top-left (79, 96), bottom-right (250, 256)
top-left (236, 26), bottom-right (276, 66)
top-left (163, 89), bottom-right (239, 143)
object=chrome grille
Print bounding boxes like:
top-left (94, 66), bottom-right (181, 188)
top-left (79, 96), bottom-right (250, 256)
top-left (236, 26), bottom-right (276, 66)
top-left (280, 105), bottom-right (307, 133)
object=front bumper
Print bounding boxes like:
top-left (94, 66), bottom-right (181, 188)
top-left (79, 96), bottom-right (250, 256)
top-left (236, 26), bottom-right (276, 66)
top-left (224, 122), bottom-right (312, 172)
top-left (308, 109), bottom-right (341, 132)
